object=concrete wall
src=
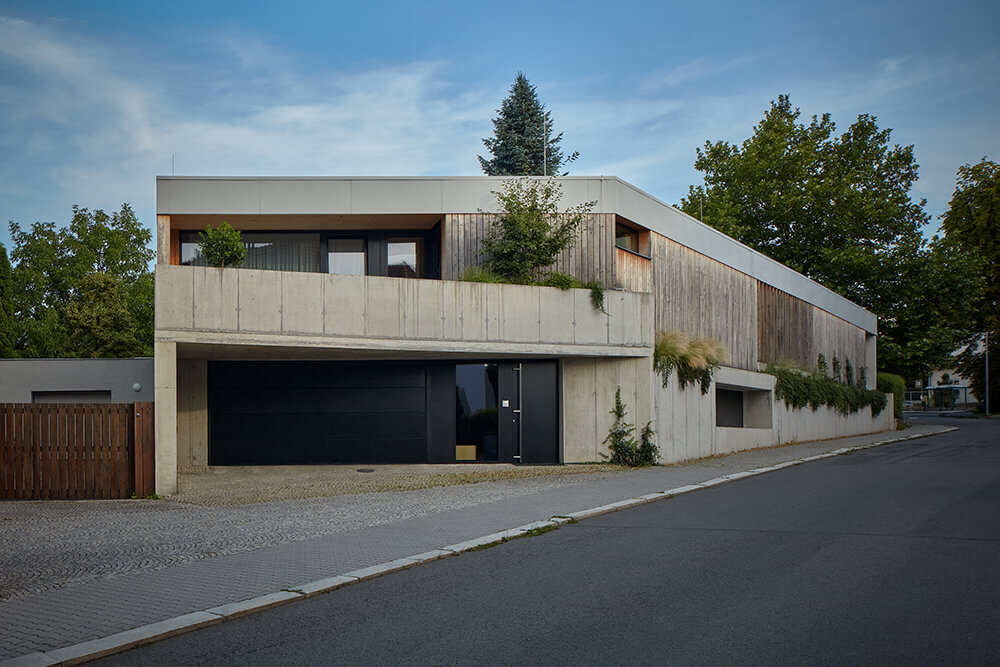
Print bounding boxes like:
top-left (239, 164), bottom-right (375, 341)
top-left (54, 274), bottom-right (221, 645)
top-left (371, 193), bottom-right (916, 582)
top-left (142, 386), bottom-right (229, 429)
top-left (156, 265), bottom-right (652, 358)
top-left (561, 357), bottom-right (653, 463)
top-left (0, 359), bottom-right (154, 403)
top-left (176, 360), bottom-right (208, 471)
top-left (653, 365), bottom-right (893, 464)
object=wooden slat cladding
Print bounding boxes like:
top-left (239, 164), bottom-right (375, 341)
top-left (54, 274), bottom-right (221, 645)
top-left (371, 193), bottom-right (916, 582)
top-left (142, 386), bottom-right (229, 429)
top-left (650, 233), bottom-right (758, 370)
top-left (757, 283), bottom-right (867, 372)
top-left (442, 213), bottom-right (616, 287)
top-left (614, 247), bottom-right (651, 292)
top-left (0, 402), bottom-right (154, 500)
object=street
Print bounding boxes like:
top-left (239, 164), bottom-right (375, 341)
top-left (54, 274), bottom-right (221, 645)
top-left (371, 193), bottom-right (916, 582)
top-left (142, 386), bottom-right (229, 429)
top-left (97, 418), bottom-right (1000, 665)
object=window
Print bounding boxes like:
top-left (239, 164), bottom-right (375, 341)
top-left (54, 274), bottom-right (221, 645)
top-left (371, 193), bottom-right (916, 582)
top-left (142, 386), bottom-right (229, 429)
top-left (716, 386), bottom-right (773, 429)
top-left (328, 238), bottom-right (366, 276)
top-left (177, 227), bottom-right (441, 278)
top-left (615, 224), bottom-right (639, 253)
top-left (716, 388), bottom-right (744, 427)
top-left (33, 390), bottom-right (112, 404)
top-left (180, 232), bottom-right (320, 273)
top-left (387, 239), bottom-right (423, 278)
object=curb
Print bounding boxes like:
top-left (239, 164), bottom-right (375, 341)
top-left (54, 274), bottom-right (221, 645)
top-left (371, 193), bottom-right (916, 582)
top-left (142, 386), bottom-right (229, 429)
top-left (2, 426), bottom-right (956, 666)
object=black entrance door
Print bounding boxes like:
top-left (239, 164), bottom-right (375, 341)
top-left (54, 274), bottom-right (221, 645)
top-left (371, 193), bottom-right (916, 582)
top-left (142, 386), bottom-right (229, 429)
top-left (497, 361), bottom-right (559, 464)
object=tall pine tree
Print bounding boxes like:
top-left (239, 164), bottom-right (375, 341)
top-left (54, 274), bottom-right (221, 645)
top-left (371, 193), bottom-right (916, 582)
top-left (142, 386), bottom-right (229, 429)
top-left (0, 243), bottom-right (13, 357)
top-left (479, 72), bottom-right (578, 176)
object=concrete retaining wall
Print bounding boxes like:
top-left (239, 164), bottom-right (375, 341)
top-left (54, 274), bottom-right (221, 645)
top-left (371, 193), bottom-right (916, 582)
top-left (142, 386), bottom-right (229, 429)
top-left (561, 357), bottom-right (653, 463)
top-left (651, 366), bottom-right (894, 464)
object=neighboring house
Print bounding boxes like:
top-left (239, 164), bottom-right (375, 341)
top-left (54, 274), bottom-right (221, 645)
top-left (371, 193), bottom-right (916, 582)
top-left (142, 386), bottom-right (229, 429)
top-left (153, 176), bottom-right (890, 495)
top-left (925, 368), bottom-right (977, 409)
top-left (0, 358), bottom-right (154, 404)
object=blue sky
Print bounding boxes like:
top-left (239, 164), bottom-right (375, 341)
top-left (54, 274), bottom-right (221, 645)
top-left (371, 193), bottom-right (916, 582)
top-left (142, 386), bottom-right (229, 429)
top-left (1, 0), bottom-right (997, 251)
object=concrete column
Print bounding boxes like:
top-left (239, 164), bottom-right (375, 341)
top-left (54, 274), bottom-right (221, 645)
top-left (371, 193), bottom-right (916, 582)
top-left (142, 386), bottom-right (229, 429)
top-left (155, 341), bottom-right (178, 495)
top-left (188, 360), bottom-right (208, 467)
top-left (156, 215), bottom-right (171, 265)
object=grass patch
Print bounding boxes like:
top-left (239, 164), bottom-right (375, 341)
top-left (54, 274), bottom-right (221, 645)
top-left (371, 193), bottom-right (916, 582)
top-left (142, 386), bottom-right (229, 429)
top-left (466, 523), bottom-right (562, 552)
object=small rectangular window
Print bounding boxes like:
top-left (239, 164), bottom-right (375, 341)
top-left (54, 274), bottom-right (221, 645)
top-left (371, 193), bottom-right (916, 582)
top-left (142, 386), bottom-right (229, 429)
top-left (33, 390), bottom-right (112, 404)
top-left (615, 224), bottom-right (639, 253)
top-left (328, 238), bottom-right (366, 276)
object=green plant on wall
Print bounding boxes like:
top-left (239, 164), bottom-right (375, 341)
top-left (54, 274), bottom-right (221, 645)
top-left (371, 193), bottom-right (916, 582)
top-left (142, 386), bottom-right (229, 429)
top-left (601, 387), bottom-right (658, 467)
top-left (653, 331), bottom-right (727, 394)
top-left (767, 360), bottom-right (886, 417)
top-left (198, 221), bottom-right (246, 268)
top-left (462, 267), bottom-right (606, 313)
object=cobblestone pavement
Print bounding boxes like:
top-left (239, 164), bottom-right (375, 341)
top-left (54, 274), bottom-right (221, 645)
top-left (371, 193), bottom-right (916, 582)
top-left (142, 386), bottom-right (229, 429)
top-left (0, 470), bottom-right (620, 601)
top-left (0, 425), bottom-right (953, 662)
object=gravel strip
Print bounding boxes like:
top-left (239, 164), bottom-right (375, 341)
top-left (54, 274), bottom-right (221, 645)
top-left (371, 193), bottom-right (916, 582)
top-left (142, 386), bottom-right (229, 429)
top-left (170, 463), bottom-right (622, 506)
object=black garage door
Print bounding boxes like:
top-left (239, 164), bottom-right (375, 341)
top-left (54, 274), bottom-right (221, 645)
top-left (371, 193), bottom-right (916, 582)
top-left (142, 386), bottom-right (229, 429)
top-left (209, 361), bottom-right (428, 465)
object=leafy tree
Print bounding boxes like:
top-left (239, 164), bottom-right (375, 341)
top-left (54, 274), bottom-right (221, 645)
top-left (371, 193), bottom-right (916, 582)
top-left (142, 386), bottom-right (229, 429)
top-left (941, 158), bottom-right (1000, 412)
top-left (679, 95), bottom-right (969, 381)
top-left (479, 72), bottom-right (578, 176)
top-left (0, 244), bottom-right (13, 357)
top-left (941, 158), bottom-right (1000, 328)
top-left (198, 221), bottom-right (246, 268)
top-left (65, 273), bottom-right (147, 358)
top-left (870, 235), bottom-right (983, 382)
top-left (9, 204), bottom-right (154, 358)
top-left (481, 177), bottom-right (594, 283)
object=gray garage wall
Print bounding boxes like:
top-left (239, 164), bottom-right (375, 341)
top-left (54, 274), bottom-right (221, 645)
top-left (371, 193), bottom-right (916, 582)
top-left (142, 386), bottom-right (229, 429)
top-left (0, 359), bottom-right (154, 403)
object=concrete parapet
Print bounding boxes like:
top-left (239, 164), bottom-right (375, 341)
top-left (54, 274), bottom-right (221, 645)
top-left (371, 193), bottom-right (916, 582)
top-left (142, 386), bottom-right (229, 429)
top-left (155, 265), bottom-right (651, 358)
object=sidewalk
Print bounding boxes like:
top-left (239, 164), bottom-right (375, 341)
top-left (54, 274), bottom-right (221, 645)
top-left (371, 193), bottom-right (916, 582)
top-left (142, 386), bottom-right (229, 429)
top-left (0, 424), bottom-right (954, 666)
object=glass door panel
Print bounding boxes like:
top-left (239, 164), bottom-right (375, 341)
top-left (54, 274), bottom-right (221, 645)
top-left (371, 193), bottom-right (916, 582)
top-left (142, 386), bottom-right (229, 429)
top-left (455, 363), bottom-right (499, 461)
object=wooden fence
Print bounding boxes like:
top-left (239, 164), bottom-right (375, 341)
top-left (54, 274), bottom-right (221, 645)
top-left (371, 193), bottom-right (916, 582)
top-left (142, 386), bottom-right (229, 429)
top-left (1, 402), bottom-right (155, 500)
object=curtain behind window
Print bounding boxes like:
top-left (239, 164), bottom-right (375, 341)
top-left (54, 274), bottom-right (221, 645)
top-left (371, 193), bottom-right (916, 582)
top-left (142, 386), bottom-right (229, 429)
top-left (181, 232), bottom-right (321, 273)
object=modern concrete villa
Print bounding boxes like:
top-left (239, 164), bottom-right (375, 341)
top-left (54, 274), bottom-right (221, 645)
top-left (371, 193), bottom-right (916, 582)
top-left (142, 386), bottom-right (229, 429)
top-left (153, 176), bottom-right (891, 495)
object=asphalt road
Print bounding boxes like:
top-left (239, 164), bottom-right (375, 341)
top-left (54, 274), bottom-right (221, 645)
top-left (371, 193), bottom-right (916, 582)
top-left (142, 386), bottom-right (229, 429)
top-left (99, 418), bottom-right (999, 666)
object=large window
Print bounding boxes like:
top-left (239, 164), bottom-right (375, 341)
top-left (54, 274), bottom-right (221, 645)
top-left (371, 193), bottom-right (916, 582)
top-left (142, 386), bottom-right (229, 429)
top-left (179, 228), bottom-right (440, 278)
top-left (181, 232), bottom-right (320, 273)
top-left (328, 238), bottom-right (366, 276)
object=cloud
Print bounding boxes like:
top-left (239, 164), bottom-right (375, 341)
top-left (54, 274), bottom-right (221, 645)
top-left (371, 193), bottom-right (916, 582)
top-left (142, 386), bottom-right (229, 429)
top-left (0, 13), bottom-right (996, 252)
top-left (640, 56), bottom-right (755, 92)
top-left (0, 16), bottom-right (498, 245)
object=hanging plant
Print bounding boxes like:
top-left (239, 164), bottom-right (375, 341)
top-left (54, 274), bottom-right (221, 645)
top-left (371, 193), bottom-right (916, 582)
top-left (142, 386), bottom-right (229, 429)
top-left (766, 361), bottom-right (886, 417)
top-left (653, 330), bottom-right (727, 395)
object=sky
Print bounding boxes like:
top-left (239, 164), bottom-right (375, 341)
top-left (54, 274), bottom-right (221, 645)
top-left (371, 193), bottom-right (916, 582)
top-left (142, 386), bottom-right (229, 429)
top-left (1, 0), bottom-right (998, 252)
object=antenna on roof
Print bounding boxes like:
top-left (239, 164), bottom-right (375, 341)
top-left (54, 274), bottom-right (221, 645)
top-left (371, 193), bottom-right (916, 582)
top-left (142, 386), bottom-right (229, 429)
top-left (543, 116), bottom-right (547, 177)
top-left (171, 154), bottom-right (175, 176)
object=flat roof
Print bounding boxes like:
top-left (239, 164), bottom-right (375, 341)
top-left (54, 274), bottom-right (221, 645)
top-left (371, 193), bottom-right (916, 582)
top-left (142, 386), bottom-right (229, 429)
top-left (156, 176), bottom-right (877, 333)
